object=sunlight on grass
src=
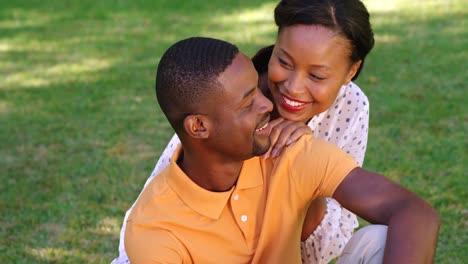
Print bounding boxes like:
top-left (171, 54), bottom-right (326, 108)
top-left (2, 58), bottom-right (112, 90)
top-left (0, 38), bottom-right (56, 53)
top-left (374, 34), bottom-right (401, 44)
top-left (93, 217), bottom-right (120, 235)
top-left (364, 0), bottom-right (466, 13)
top-left (364, 0), bottom-right (399, 12)
top-left (0, 8), bottom-right (55, 29)
top-left (0, 7), bottom-right (122, 91)
top-left (217, 3), bottom-right (274, 23)
top-left (364, 0), bottom-right (467, 51)
top-left (206, 3), bottom-right (276, 45)
top-left (26, 247), bottom-right (100, 262)
top-left (0, 42), bottom-right (10, 51)
top-left (0, 101), bottom-right (10, 115)
top-left (46, 58), bottom-right (111, 75)
top-left (364, 0), bottom-right (467, 34)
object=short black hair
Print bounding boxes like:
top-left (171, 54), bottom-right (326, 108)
top-left (274, 0), bottom-right (375, 80)
top-left (155, 37), bottom-right (239, 132)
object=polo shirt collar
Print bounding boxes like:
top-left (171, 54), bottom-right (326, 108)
top-left (236, 157), bottom-right (264, 190)
top-left (166, 145), bottom-right (263, 220)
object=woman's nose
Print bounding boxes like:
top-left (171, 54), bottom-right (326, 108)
top-left (285, 71), bottom-right (306, 95)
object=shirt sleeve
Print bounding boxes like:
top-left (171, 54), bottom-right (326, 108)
top-left (287, 135), bottom-right (359, 201)
top-left (125, 227), bottom-right (188, 264)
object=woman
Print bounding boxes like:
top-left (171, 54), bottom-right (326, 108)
top-left (113, 0), bottom-right (374, 263)
top-left (254, 0), bottom-right (374, 262)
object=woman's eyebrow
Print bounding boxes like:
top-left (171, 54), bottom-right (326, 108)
top-left (279, 47), bottom-right (331, 71)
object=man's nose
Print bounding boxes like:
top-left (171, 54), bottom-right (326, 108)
top-left (257, 91), bottom-right (273, 114)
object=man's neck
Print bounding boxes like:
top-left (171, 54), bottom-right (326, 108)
top-left (177, 149), bottom-right (244, 192)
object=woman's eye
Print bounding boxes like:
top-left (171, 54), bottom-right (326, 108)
top-left (309, 73), bottom-right (325, 80)
top-left (277, 57), bottom-right (290, 67)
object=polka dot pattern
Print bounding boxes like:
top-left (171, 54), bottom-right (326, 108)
top-left (308, 82), bottom-right (369, 167)
top-left (301, 82), bottom-right (369, 264)
top-left (301, 199), bottom-right (358, 264)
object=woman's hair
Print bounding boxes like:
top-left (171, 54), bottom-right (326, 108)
top-left (252, 45), bottom-right (274, 74)
top-left (270, 0), bottom-right (375, 80)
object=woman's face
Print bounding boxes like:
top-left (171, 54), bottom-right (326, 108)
top-left (268, 24), bottom-right (361, 123)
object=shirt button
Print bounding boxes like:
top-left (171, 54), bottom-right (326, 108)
top-left (241, 215), bottom-right (247, 222)
top-left (233, 194), bottom-right (239, 201)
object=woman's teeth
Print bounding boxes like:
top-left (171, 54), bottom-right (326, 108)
top-left (283, 96), bottom-right (305, 107)
top-left (256, 122), bottom-right (268, 132)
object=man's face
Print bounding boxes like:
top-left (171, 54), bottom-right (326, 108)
top-left (207, 53), bottom-right (274, 160)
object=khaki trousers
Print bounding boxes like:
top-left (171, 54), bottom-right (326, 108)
top-left (336, 225), bottom-right (388, 264)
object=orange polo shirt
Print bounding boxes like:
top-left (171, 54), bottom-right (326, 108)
top-left (125, 135), bottom-right (358, 263)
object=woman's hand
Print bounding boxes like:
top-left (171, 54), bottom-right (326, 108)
top-left (263, 117), bottom-right (312, 159)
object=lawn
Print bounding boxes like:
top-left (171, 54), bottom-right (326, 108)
top-left (0, 0), bottom-right (466, 263)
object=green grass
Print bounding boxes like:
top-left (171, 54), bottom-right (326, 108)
top-left (0, 0), bottom-right (466, 263)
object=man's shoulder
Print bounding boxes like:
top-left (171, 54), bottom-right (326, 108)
top-left (142, 167), bottom-right (172, 197)
top-left (129, 169), bottom-right (175, 221)
top-left (283, 134), bottom-right (341, 156)
top-left (125, 220), bottom-right (186, 263)
top-left (276, 134), bottom-right (354, 170)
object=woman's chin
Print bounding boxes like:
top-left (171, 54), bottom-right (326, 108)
top-left (277, 107), bottom-right (308, 123)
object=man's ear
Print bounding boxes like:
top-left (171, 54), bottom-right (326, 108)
top-left (344, 60), bottom-right (362, 85)
top-left (183, 114), bottom-right (210, 139)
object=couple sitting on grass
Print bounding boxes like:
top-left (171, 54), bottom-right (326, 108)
top-left (116, 37), bottom-right (439, 263)
top-left (113, 0), bottom-right (440, 263)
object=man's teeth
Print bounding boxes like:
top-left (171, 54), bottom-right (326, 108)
top-left (284, 96), bottom-right (305, 107)
top-left (256, 122), bottom-right (268, 131)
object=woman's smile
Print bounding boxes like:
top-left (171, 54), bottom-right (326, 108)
top-left (279, 92), bottom-right (313, 112)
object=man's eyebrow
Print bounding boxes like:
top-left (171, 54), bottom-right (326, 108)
top-left (242, 87), bottom-right (256, 100)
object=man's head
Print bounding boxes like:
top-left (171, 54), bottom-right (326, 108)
top-left (156, 37), bottom-right (273, 160)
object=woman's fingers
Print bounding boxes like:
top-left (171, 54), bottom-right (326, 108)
top-left (264, 118), bottom-right (312, 159)
top-left (262, 118), bottom-right (284, 159)
top-left (270, 123), bottom-right (299, 157)
top-left (286, 126), bottom-right (313, 145)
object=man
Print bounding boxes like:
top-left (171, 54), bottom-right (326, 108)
top-left (124, 37), bottom-right (439, 263)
